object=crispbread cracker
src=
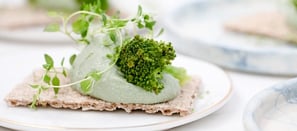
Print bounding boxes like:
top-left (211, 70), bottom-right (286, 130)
top-left (225, 12), bottom-right (297, 43)
top-left (5, 69), bottom-right (200, 116)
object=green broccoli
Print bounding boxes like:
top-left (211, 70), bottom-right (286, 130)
top-left (116, 35), bottom-right (176, 94)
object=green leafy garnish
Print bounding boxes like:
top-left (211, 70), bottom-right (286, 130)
top-left (164, 65), bottom-right (190, 86)
top-left (43, 74), bottom-right (51, 85)
top-left (29, 54), bottom-right (71, 108)
top-left (80, 78), bottom-right (93, 93)
top-left (69, 54), bottom-right (77, 65)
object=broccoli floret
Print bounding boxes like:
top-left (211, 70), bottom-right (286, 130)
top-left (116, 35), bottom-right (176, 94)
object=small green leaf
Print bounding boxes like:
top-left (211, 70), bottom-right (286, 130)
top-left (43, 74), bottom-right (51, 85)
top-left (145, 21), bottom-right (156, 31)
top-left (137, 5), bottom-right (142, 17)
top-left (143, 14), bottom-right (149, 20)
top-left (52, 76), bottom-right (60, 95)
top-left (89, 72), bottom-right (102, 81)
top-left (80, 79), bottom-right (92, 93)
top-left (62, 69), bottom-right (67, 77)
top-left (102, 14), bottom-right (107, 26)
top-left (106, 54), bottom-right (113, 59)
top-left (60, 57), bottom-right (65, 66)
top-left (103, 39), bottom-right (112, 47)
top-left (44, 54), bottom-right (54, 69)
top-left (72, 18), bottom-right (89, 37)
top-left (52, 76), bottom-right (60, 86)
top-left (30, 84), bottom-right (40, 89)
top-left (44, 23), bottom-right (60, 32)
top-left (112, 19), bottom-right (128, 28)
top-left (109, 31), bottom-right (116, 43)
top-left (42, 64), bottom-right (51, 70)
top-left (156, 28), bottom-right (164, 37)
top-left (69, 54), bottom-right (77, 65)
top-left (53, 88), bottom-right (59, 95)
top-left (137, 22), bottom-right (144, 29)
top-left (78, 38), bottom-right (90, 45)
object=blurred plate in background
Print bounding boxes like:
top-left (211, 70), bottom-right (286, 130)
top-left (0, 26), bottom-right (71, 43)
top-left (243, 78), bottom-right (297, 131)
top-left (163, 0), bottom-right (297, 76)
top-left (0, 6), bottom-right (71, 43)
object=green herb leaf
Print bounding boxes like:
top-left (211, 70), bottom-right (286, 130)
top-left (42, 64), bottom-right (51, 70)
top-left (60, 57), bottom-right (65, 66)
top-left (113, 19), bottom-right (128, 28)
top-left (137, 22), bottom-right (144, 29)
top-left (80, 79), bottom-right (92, 93)
top-left (44, 54), bottom-right (54, 69)
top-left (52, 76), bottom-right (60, 86)
top-left (52, 76), bottom-right (60, 95)
top-left (44, 23), bottom-right (60, 32)
top-left (72, 18), bottom-right (89, 37)
top-left (69, 54), bottom-right (77, 65)
top-left (89, 72), bottom-right (102, 81)
top-left (164, 65), bottom-right (190, 86)
top-left (53, 88), bottom-right (59, 95)
top-left (145, 21), bottom-right (156, 31)
top-left (30, 84), bottom-right (40, 89)
top-left (43, 74), bottom-right (51, 85)
top-left (109, 31), bottom-right (116, 43)
top-left (62, 69), bottom-right (67, 77)
top-left (137, 5), bottom-right (142, 17)
top-left (102, 14), bottom-right (107, 26)
top-left (78, 38), bottom-right (90, 45)
top-left (156, 28), bottom-right (164, 37)
top-left (106, 54), bottom-right (113, 59)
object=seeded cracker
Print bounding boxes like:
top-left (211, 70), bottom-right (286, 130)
top-left (5, 69), bottom-right (201, 116)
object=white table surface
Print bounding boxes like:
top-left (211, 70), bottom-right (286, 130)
top-left (0, 38), bottom-right (291, 131)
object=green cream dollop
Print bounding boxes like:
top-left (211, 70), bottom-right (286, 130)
top-left (70, 36), bottom-right (180, 104)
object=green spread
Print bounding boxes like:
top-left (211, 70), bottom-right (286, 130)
top-left (70, 36), bottom-right (180, 104)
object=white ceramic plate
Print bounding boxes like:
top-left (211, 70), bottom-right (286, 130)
top-left (0, 52), bottom-right (232, 131)
top-left (0, 27), bottom-right (71, 43)
top-left (243, 78), bottom-right (297, 131)
top-left (163, 0), bottom-right (297, 76)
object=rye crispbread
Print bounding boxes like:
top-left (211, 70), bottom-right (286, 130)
top-left (225, 12), bottom-right (297, 43)
top-left (5, 69), bottom-right (201, 116)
